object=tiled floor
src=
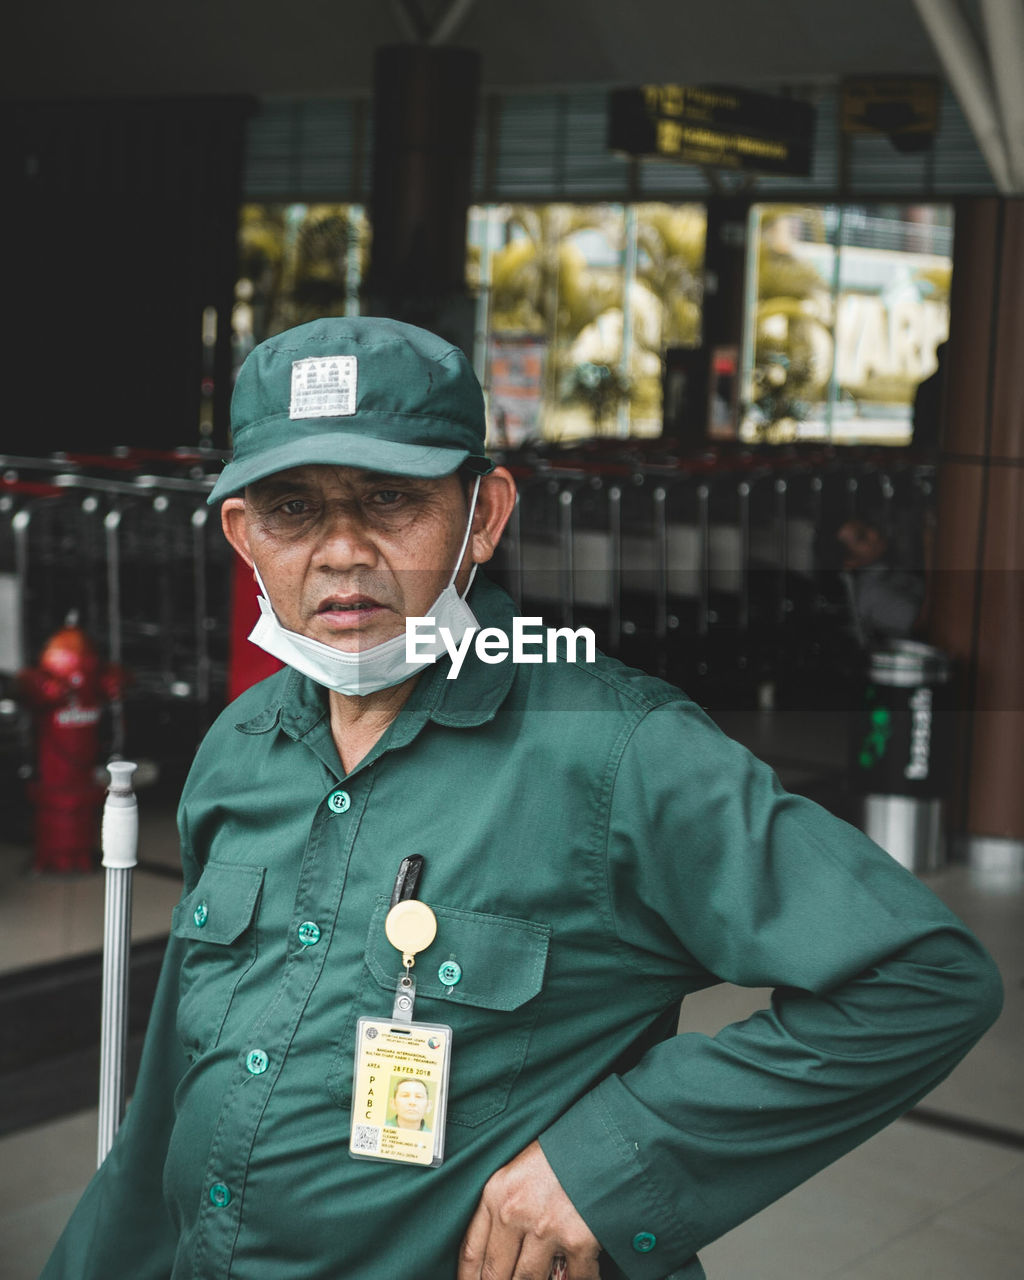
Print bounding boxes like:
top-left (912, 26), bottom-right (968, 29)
top-left (0, 795), bottom-right (184, 976)
top-left (703, 1122), bottom-right (1024, 1279)
top-left (6, 1095), bottom-right (1022, 1280)
top-left (2, 709), bottom-right (1022, 1279)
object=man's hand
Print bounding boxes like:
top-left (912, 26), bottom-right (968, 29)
top-left (459, 1141), bottom-right (601, 1280)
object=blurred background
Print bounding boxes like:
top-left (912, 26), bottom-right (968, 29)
top-left (1, 3), bottom-right (1022, 1276)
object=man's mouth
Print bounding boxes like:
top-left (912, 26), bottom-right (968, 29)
top-left (314, 596), bottom-right (388, 628)
top-left (317, 595), bottom-right (383, 614)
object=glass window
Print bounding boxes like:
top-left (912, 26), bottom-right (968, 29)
top-left (468, 203), bottom-right (706, 446)
top-left (233, 203), bottom-right (368, 376)
top-left (741, 203), bottom-right (953, 445)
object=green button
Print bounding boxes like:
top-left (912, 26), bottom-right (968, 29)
top-left (631, 1232), bottom-right (657, 1254)
top-left (327, 789), bottom-right (351, 814)
top-left (298, 921), bottom-right (321, 947)
top-left (209, 1182), bottom-right (231, 1208)
top-left (438, 960), bottom-right (462, 986)
top-left (193, 901), bottom-right (208, 928)
top-left (246, 1049), bottom-right (269, 1075)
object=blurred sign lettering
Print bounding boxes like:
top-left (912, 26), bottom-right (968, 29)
top-left (841, 77), bottom-right (940, 152)
top-left (608, 85), bottom-right (816, 177)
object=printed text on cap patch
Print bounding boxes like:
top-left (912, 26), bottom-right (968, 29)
top-left (290, 356), bottom-right (357, 419)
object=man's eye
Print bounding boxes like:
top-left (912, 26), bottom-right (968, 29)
top-left (372, 490), bottom-right (404, 506)
top-left (279, 499), bottom-right (312, 516)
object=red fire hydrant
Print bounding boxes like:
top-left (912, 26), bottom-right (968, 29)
top-left (18, 620), bottom-right (125, 873)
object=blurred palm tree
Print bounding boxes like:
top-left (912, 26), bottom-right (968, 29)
top-left (237, 204), bottom-right (366, 343)
top-left (490, 203), bottom-right (708, 432)
top-left (489, 206), bottom-right (621, 400)
top-left (564, 361), bottom-right (632, 434)
top-left (748, 207), bottom-right (832, 437)
top-left (634, 204), bottom-right (705, 348)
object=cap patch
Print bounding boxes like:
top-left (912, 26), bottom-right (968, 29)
top-left (289, 355), bottom-right (357, 419)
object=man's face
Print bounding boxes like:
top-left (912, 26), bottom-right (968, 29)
top-left (392, 1079), bottom-right (429, 1125)
top-left (837, 520), bottom-right (887, 571)
top-left (223, 465), bottom-right (471, 653)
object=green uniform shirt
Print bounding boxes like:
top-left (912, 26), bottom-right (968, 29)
top-left (43, 577), bottom-right (1002, 1280)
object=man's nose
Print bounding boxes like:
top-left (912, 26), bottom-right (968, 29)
top-left (312, 505), bottom-right (379, 569)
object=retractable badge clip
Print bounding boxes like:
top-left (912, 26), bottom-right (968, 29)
top-left (349, 856), bottom-right (453, 1167)
top-left (385, 899), bottom-right (437, 1020)
top-left (384, 855), bottom-right (436, 1021)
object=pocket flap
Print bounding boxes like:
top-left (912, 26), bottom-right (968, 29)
top-left (172, 863), bottom-right (265, 945)
top-left (365, 897), bottom-right (550, 1012)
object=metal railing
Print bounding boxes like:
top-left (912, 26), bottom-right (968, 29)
top-left (492, 442), bottom-right (935, 704)
top-left (0, 451), bottom-right (231, 778)
top-left (1, 444), bottom-right (936, 780)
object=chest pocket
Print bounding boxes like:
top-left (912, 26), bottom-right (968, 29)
top-left (170, 862), bottom-right (265, 1055)
top-left (328, 898), bottom-right (551, 1128)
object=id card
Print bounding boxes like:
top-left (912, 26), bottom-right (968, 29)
top-left (349, 1017), bottom-right (452, 1167)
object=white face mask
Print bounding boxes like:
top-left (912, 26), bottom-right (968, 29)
top-left (247, 477), bottom-right (481, 697)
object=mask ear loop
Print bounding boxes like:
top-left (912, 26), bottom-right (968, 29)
top-left (253, 565), bottom-right (272, 605)
top-left (448, 474), bottom-right (482, 597)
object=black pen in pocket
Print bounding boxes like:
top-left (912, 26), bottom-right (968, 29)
top-left (389, 855), bottom-right (425, 907)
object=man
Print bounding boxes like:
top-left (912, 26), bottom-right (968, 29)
top-left (388, 1078), bottom-right (433, 1131)
top-left (911, 339), bottom-right (947, 452)
top-left (837, 518), bottom-right (925, 647)
top-left (44, 317), bottom-right (1001, 1280)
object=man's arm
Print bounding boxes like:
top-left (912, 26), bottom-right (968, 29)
top-left (40, 932), bottom-right (191, 1277)
top-left (464, 700), bottom-right (1002, 1279)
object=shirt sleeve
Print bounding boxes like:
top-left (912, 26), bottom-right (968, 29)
top-left (538, 699), bottom-right (1003, 1279)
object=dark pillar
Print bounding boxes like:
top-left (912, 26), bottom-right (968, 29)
top-left (362, 44), bottom-right (480, 355)
top-left (927, 198), bottom-right (1024, 867)
top-left (663, 196), bottom-right (749, 444)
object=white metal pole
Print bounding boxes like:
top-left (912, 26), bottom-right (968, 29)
top-left (97, 760), bottom-right (138, 1167)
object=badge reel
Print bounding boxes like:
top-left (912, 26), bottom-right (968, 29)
top-left (349, 899), bottom-right (453, 1168)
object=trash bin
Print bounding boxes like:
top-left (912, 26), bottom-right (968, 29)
top-left (854, 640), bottom-right (953, 872)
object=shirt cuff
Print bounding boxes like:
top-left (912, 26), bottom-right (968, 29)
top-left (538, 1075), bottom-right (703, 1279)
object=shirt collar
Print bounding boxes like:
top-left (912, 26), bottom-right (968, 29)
top-left (233, 574), bottom-right (519, 745)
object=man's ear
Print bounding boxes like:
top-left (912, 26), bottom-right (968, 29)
top-left (470, 467), bottom-right (517, 565)
top-left (221, 498), bottom-right (254, 568)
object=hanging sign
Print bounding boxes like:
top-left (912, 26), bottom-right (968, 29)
top-left (841, 77), bottom-right (940, 151)
top-left (608, 85), bottom-right (816, 177)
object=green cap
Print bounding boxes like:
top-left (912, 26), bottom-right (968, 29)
top-left (209, 317), bottom-right (492, 503)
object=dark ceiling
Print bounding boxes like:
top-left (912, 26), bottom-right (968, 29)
top-left (7, 0), bottom-right (949, 101)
